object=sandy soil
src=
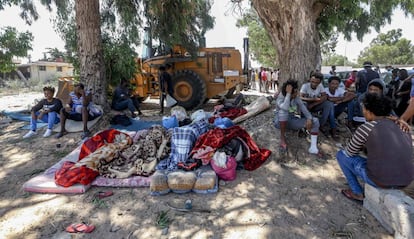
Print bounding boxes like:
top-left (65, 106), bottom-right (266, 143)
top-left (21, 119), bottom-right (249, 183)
top-left (0, 90), bottom-right (392, 239)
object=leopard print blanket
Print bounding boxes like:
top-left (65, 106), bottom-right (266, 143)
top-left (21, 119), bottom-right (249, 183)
top-left (98, 125), bottom-right (172, 178)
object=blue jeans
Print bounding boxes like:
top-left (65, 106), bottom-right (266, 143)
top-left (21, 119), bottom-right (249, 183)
top-left (113, 99), bottom-right (136, 114)
top-left (30, 111), bottom-right (59, 131)
top-left (274, 115), bottom-right (320, 134)
top-left (334, 101), bottom-right (354, 121)
top-left (336, 150), bottom-right (377, 195)
top-left (310, 100), bottom-right (335, 127)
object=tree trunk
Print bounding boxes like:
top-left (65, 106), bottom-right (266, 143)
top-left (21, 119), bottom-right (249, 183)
top-left (252, 0), bottom-right (325, 84)
top-left (75, 0), bottom-right (107, 109)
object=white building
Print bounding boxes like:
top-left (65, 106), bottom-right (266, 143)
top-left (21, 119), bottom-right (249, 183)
top-left (15, 60), bottom-right (74, 82)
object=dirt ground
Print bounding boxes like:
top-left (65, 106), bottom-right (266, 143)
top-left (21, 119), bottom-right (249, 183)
top-left (0, 89), bottom-right (392, 239)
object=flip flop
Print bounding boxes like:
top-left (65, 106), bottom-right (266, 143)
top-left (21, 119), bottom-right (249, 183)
top-left (97, 191), bottom-right (113, 199)
top-left (341, 189), bottom-right (363, 205)
top-left (279, 143), bottom-right (288, 154)
top-left (55, 131), bottom-right (68, 139)
top-left (65, 223), bottom-right (95, 233)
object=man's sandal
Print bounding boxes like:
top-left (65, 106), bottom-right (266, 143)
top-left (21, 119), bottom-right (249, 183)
top-left (279, 143), bottom-right (288, 154)
top-left (55, 131), bottom-right (68, 139)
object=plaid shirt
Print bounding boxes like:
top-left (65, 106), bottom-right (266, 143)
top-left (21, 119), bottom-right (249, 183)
top-left (157, 119), bottom-right (210, 171)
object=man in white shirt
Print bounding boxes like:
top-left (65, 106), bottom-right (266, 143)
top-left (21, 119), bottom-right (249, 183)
top-left (325, 76), bottom-right (356, 124)
top-left (300, 72), bottom-right (336, 138)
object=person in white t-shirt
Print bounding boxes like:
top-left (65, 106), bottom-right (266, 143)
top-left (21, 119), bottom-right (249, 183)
top-left (300, 72), bottom-right (336, 138)
top-left (325, 76), bottom-right (356, 124)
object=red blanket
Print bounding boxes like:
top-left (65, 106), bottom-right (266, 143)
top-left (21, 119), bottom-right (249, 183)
top-left (190, 126), bottom-right (271, 170)
top-left (55, 129), bottom-right (131, 187)
top-left (209, 108), bottom-right (247, 123)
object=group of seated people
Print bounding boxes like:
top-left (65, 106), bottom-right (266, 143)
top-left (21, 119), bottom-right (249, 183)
top-left (274, 71), bottom-right (357, 155)
top-left (23, 78), bottom-right (142, 140)
top-left (273, 70), bottom-right (414, 203)
top-left (23, 83), bottom-right (102, 139)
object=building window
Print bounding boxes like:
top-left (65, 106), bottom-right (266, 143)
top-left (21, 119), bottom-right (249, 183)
top-left (38, 66), bottom-right (46, 71)
top-left (57, 66), bottom-right (62, 72)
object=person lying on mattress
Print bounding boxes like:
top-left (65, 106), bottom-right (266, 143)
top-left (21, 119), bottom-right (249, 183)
top-left (23, 86), bottom-right (63, 138)
top-left (56, 83), bottom-right (102, 139)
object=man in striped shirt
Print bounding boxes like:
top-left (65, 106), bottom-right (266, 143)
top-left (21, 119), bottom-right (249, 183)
top-left (336, 93), bottom-right (414, 203)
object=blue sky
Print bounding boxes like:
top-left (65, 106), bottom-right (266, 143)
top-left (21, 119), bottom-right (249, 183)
top-left (1, 2), bottom-right (414, 65)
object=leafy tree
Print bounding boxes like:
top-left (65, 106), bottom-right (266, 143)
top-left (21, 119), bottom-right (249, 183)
top-left (358, 29), bottom-right (414, 65)
top-left (323, 54), bottom-right (352, 67)
top-left (236, 7), bottom-right (277, 67)
top-left (231, 0), bottom-right (414, 84)
top-left (0, 27), bottom-right (33, 72)
top-left (42, 47), bottom-right (66, 61)
top-left (51, 1), bottom-right (137, 88)
top-left (0, 0), bottom-right (215, 107)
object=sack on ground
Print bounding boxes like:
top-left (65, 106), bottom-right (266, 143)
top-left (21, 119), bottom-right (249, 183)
top-left (150, 170), bottom-right (170, 196)
top-left (110, 114), bottom-right (132, 126)
top-left (193, 169), bottom-right (218, 193)
top-left (167, 171), bottom-right (196, 193)
top-left (165, 94), bottom-right (177, 107)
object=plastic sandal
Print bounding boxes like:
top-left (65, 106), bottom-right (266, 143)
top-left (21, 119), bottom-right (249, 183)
top-left (55, 131), bottom-right (68, 139)
top-left (65, 223), bottom-right (95, 233)
top-left (97, 191), bottom-right (113, 199)
top-left (279, 143), bottom-right (288, 154)
top-left (81, 130), bottom-right (91, 139)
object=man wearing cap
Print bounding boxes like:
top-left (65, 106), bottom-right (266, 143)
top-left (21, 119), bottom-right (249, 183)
top-left (356, 61), bottom-right (380, 95)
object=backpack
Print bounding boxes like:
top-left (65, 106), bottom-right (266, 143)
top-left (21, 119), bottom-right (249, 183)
top-left (110, 114), bottom-right (132, 126)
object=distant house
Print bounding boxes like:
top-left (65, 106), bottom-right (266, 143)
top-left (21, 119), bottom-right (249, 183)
top-left (14, 60), bottom-right (74, 82)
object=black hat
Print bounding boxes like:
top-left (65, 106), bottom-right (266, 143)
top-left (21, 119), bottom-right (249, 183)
top-left (363, 61), bottom-right (373, 67)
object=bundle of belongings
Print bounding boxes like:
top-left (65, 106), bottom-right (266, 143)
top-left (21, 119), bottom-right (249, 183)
top-left (52, 97), bottom-right (271, 195)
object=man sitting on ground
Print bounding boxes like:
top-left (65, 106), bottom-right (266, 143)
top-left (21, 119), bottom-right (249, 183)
top-left (56, 83), bottom-right (102, 139)
top-left (112, 77), bottom-right (142, 117)
top-left (325, 76), bottom-right (356, 130)
top-left (336, 93), bottom-right (414, 203)
top-left (23, 86), bottom-right (62, 138)
top-left (300, 72), bottom-right (336, 137)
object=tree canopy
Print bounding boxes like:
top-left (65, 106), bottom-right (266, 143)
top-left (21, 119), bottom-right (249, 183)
top-left (236, 7), bottom-right (277, 67)
top-left (0, 27), bottom-right (33, 72)
top-left (358, 29), bottom-right (414, 65)
top-left (241, 0), bottom-right (414, 83)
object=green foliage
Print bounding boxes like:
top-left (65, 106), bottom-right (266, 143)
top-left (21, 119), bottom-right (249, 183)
top-left (236, 7), bottom-right (276, 67)
top-left (315, 0), bottom-right (414, 46)
top-left (0, 27), bottom-right (33, 72)
top-left (322, 54), bottom-right (354, 67)
top-left (155, 210), bottom-right (172, 229)
top-left (102, 33), bottom-right (138, 87)
top-left (51, 0), bottom-right (138, 86)
top-left (358, 28), bottom-right (414, 65)
top-left (146, 0), bottom-right (215, 54)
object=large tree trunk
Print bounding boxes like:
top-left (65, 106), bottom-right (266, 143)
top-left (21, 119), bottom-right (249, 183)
top-left (75, 0), bottom-right (107, 109)
top-left (252, 0), bottom-right (325, 84)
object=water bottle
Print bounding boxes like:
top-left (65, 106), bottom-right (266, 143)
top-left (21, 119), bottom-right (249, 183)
top-left (184, 199), bottom-right (192, 209)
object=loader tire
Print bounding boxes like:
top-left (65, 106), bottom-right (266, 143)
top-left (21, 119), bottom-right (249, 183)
top-left (171, 70), bottom-right (206, 110)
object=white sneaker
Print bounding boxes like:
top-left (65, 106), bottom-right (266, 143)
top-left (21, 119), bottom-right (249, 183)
top-left (23, 130), bottom-right (36, 139)
top-left (308, 147), bottom-right (319, 154)
top-left (43, 129), bottom-right (53, 137)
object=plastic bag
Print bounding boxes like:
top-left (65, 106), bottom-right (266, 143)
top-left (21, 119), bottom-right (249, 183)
top-left (171, 105), bottom-right (187, 121)
top-left (162, 115), bottom-right (178, 129)
top-left (165, 94), bottom-right (177, 107)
